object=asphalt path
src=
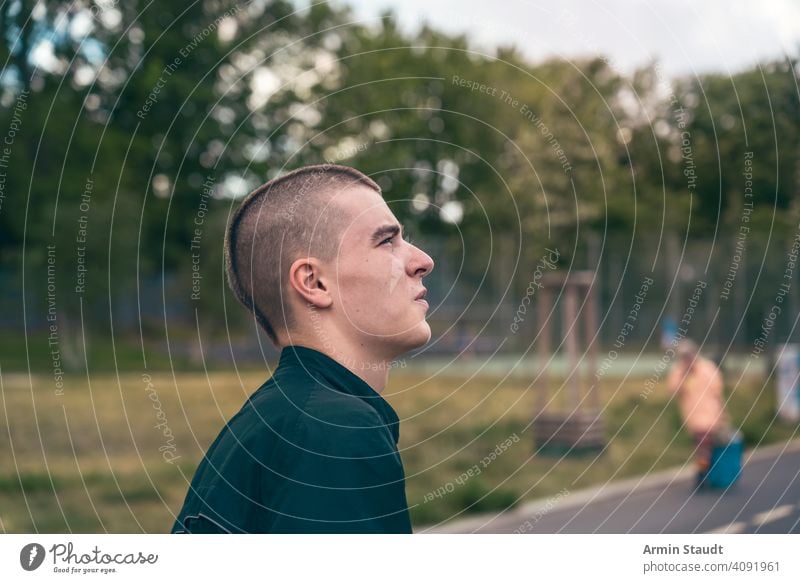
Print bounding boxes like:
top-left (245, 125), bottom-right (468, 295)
top-left (420, 439), bottom-right (800, 533)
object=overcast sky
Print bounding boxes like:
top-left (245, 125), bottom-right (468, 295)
top-left (326, 0), bottom-right (800, 77)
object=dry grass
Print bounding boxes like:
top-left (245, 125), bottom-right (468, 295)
top-left (0, 368), bottom-right (791, 532)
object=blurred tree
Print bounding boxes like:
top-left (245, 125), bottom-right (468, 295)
top-left (1, 0), bottom-right (798, 357)
top-left (674, 58), bottom-right (800, 237)
top-left (0, 0), bottom-right (361, 363)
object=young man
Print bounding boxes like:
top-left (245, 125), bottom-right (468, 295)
top-left (171, 164), bottom-right (434, 533)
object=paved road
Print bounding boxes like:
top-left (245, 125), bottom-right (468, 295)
top-left (420, 440), bottom-right (800, 534)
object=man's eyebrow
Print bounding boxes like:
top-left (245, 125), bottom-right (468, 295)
top-left (370, 223), bottom-right (402, 244)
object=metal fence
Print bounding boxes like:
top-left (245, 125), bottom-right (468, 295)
top-left (2, 229), bottom-right (798, 367)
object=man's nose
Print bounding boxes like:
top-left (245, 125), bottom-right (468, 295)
top-left (408, 244), bottom-right (434, 278)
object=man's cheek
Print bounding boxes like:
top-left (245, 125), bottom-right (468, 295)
top-left (387, 258), bottom-right (404, 295)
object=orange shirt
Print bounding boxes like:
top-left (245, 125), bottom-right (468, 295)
top-left (667, 356), bottom-right (725, 433)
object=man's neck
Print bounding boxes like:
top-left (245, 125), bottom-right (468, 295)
top-left (281, 332), bottom-right (392, 393)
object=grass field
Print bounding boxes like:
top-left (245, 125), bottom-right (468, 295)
top-left (0, 366), bottom-right (794, 532)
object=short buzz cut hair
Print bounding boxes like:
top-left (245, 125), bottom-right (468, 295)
top-left (224, 164), bottom-right (381, 346)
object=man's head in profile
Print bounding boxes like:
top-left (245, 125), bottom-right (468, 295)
top-left (224, 164), bottom-right (435, 378)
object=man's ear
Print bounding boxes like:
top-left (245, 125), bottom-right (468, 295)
top-left (287, 256), bottom-right (333, 308)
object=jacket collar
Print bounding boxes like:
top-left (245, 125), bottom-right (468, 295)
top-left (276, 345), bottom-right (401, 443)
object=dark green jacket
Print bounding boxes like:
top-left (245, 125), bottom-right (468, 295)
top-left (172, 345), bottom-right (412, 533)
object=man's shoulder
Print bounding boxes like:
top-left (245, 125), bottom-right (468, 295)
top-left (232, 373), bottom-right (386, 442)
top-left (305, 381), bottom-right (384, 421)
top-left (289, 380), bottom-right (397, 457)
top-left (244, 371), bottom-right (379, 416)
top-left (296, 386), bottom-right (390, 449)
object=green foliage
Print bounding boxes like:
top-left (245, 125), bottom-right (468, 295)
top-left (0, 1), bottom-right (798, 342)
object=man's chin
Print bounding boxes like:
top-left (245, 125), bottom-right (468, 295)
top-left (385, 322), bottom-right (430, 355)
top-left (406, 321), bottom-right (432, 349)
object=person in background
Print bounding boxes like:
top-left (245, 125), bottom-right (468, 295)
top-left (667, 339), bottom-right (729, 490)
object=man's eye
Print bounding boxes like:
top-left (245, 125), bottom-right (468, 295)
top-left (380, 233), bottom-right (412, 246)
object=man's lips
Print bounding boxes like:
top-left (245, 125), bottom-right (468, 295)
top-left (414, 288), bottom-right (429, 310)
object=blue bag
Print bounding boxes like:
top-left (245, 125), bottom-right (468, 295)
top-left (707, 429), bottom-right (742, 489)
